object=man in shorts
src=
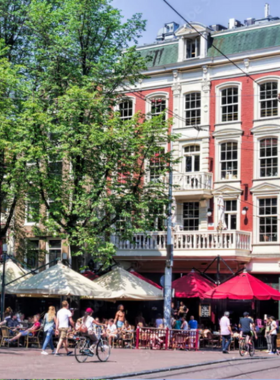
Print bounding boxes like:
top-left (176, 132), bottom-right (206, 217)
top-left (55, 300), bottom-right (74, 356)
top-left (114, 305), bottom-right (125, 329)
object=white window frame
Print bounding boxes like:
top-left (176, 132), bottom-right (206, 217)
top-left (183, 201), bottom-right (199, 231)
top-left (219, 141), bottom-right (239, 181)
top-left (224, 199), bottom-right (238, 230)
top-left (145, 92), bottom-right (169, 120)
top-left (46, 239), bottom-right (62, 267)
top-left (116, 97), bottom-right (136, 120)
top-left (25, 190), bottom-right (40, 226)
top-left (186, 37), bottom-right (200, 59)
top-left (184, 92), bottom-right (201, 126)
top-left (148, 147), bottom-right (166, 183)
top-left (258, 197), bottom-right (278, 243)
top-left (183, 144), bottom-right (201, 173)
top-left (215, 82), bottom-right (242, 124)
top-left (25, 239), bottom-right (40, 269)
top-left (253, 76), bottom-right (280, 120)
top-left (259, 137), bottom-right (278, 178)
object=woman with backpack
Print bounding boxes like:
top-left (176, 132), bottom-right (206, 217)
top-left (41, 306), bottom-right (57, 355)
top-left (76, 308), bottom-right (104, 355)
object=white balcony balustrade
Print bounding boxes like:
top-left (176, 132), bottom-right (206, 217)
top-left (112, 230), bottom-right (251, 253)
top-left (172, 172), bottom-right (213, 191)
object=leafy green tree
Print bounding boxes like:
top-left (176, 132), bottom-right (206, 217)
top-left (0, 51), bottom-right (30, 254)
top-left (1, 0), bottom-right (178, 268)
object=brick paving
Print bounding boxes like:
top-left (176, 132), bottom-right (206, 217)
top-left (0, 347), bottom-right (264, 379)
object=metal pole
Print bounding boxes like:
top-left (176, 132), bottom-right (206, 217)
top-left (164, 138), bottom-right (173, 328)
top-left (217, 255), bottom-right (220, 284)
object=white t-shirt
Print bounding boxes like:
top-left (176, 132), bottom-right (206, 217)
top-left (220, 316), bottom-right (231, 335)
top-left (182, 321), bottom-right (189, 331)
top-left (271, 320), bottom-right (277, 335)
top-left (107, 324), bottom-right (117, 334)
top-left (57, 308), bottom-right (72, 329)
top-left (84, 316), bottom-right (94, 332)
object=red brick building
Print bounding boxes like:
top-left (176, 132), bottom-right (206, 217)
top-left (113, 12), bottom-right (280, 300)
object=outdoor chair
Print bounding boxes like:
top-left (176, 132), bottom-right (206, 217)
top-left (25, 328), bottom-right (42, 348)
top-left (171, 331), bottom-right (189, 350)
top-left (0, 327), bottom-right (19, 348)
top-left (122, 330), bottom-right (135, 348)
top-left (112, 334), bottom-right (122, 348)
top-left (138, 330), bottom-right (150, 349)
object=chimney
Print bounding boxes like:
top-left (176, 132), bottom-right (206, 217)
top-left (265, 3), bottom-right (270, 18)
top-left (229, 18), bottom-right (236, 29)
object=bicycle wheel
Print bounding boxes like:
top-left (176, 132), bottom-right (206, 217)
top-left (239, 340), bottom-right (245, 357)
top-left (75, 337), bottom-right (90, 363)
top-left (96, 338), bottom-right (111, 362)
top-left (249, 341), bottom-right (255, 357)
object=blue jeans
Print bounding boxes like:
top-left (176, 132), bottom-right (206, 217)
top-left (42, 330), bottom-right (54, 351)
top-left (222, 335), bottom-right (231, 352)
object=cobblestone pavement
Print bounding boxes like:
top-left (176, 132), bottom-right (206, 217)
top-left (0, 347), bottom-right (275, 379)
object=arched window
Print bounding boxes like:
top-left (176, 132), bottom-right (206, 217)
top-left (184, 145), bottom-right (200, 172)
top-left (259, 82), bottom-right (278, 118)
top-left (150, 98), bottom-right (166, 121)
top-left (119, 100), bottom-right (133, 120)
top-left (221, 87), bottom-right (238, 122)
top-left (185, 93), bottom-right (201, 126)
top-left (220, 142), bottom-right (238, 180)
top-left (259, 138), bottom-right (278, 177)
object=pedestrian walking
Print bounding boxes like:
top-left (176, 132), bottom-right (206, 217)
top-left (54, 301), bottom-right (74, 356)
top-left (269, 316), bottom-right (278, 355)
top-left (41, 306), bottom-right (57, 355)
top-left (265, 316), bottom-right (272, 353)
top-left (220, 311), bottom-right (232, 354)
top-left (114, 305), bottom-right (125, 329)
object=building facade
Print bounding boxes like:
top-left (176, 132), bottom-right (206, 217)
top-left (113, 13), bottom-right (280, 287)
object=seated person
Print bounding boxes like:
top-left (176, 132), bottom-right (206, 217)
top-left (106, 319), bottom-right (118, 346)
top-left (7, 314), bottom-right (20, 330)
top-left (5, 315), bottom-right (41, 343)
top-left (122, 320), bottom-right (132, 332)
top-left (0, 307), bottom-right (13, 326)
top-left (150, 324), bottom-right (164, 349)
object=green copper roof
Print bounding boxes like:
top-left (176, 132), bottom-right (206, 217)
top-left (208, 24), bottom-right (280, 57)
top-left (138, 43), bottom-right (178, 68)
top-left (137, 24), bottom-right (280, 68)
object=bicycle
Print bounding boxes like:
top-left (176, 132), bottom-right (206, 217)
top-left (74, 328), bottom-right (111, 363)
top-left (239, 336), bottom-right (255, 357)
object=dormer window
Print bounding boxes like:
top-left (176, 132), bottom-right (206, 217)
top-left (186, 38), bottom-right (200, 59)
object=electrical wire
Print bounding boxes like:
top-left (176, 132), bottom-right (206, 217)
top-left (162, 0), bottom-right (260, 85)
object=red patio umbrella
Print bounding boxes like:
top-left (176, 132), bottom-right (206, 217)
top-left (81, 270), bottom-right (99, 281)
top-left (172, 270), bottom-right (216, 298)
top-left (129, 270), bottom-right (162, 289)
top-left (204, 272), bottom-right (280, 300)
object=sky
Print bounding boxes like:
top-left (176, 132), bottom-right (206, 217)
top-left (112, 0), bottom-right (280, 46)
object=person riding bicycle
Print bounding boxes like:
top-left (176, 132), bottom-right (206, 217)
top-left (239, 312), bottom-right (254, 345)
top-left (77, 308), bottom-right (104, 354)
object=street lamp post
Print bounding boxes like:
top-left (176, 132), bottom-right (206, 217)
top-left (163, 138), bottom-right (173, 328)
